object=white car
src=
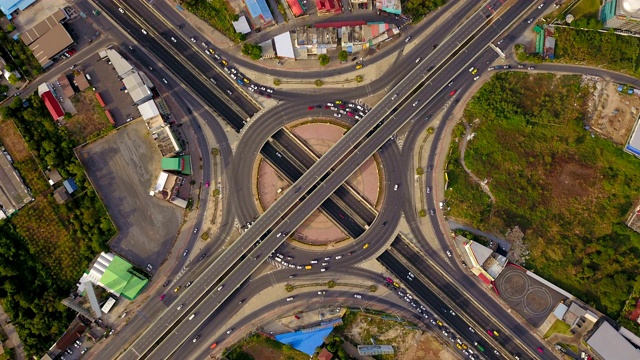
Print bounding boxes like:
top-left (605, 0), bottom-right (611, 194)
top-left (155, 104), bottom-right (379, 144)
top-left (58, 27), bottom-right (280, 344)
top-left (226, 329), bottom-right (233, 334)
top-left (353, 294), bottom-right (362, 299)
top-left (177, 304), bottom-right (183, 310)
top-left (538, 2), bottom-right (544, 9)
top-left (412, 101), bottom-right (419, 107)
top-left (119, 7), bottom-right (125, 13)
top-left (141, 29), bottom-right (148, 35)
top-left (330, 106), bottom-right (338, 111)
top-left (391, 94), bottom-right (398, 100)
top-left (394, 184), bottom-right (399, 191)
top-left (415, 57), bottom-right (422, 63)
top-left (276, 232), bottom-right (282, 237)
top-left (468, 67), bottom-right (475, 72)
top-left (162, 78), bottom-right (168, 84)
top-left (426, 186), bottom-right (431, 193)
top-left (190, 37), bottom-right (196, 42)
top-left (405, 36), bottom-right (412, 43)
top-left (335, 255), bottom-right (342, 260)
top-left (322, 262), bottom-right (329, 266)
top-left (446, 250), bottom-right (452, 257)
top-left (333, 113), bottom-right (341, 118)
top-left (320, 268), bottom-right (327, 272)
top-left (473, 76), bottom-right (480, 81)
top-left (171, 37), bottom-right (177, 43)
top-left (286, 297), bottom-right (294, 301)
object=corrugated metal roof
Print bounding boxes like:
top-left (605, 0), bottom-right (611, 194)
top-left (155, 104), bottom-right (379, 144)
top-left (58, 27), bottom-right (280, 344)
top-left (587, 321), bottom-right (640, 360)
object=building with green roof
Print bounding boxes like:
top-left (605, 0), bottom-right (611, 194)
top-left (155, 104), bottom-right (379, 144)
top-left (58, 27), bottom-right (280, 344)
top-left (99, 255), bottom-right (148, 300)
top-left (161, 155), bottom-right (192, 175)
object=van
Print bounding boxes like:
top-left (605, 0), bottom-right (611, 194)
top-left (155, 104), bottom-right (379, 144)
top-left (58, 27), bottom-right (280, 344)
top-left (188, 314), bottom-right (195, 320)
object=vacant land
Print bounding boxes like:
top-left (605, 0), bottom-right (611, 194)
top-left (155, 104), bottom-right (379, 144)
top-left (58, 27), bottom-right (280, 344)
top-left (570, 0), bottom-right (600, 19)
top-left (67, 91), bottom-right (113, 143)
top-left (448, 72), bottom-right (640, 329)
top-left (224, 333), bottom-right (309, 360)
top-left (554, 27), bottom-right (640, 77)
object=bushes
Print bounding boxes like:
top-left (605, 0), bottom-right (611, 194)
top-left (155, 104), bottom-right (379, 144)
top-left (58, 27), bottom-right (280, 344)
top-left (319, 54), bottom-right (330, 66)
top-left (183, 0), bottom-right (243, 42)
top-left (241, 43), bottom-right (263, 60)
top-left (402, 0), bottom-right (447, 21)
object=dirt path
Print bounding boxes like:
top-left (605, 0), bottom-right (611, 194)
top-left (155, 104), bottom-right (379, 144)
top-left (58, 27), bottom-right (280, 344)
top-left (459, 120), bottom-right (496, 203)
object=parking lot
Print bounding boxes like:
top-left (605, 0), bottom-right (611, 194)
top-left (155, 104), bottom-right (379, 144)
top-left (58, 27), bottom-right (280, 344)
top-left (76, 121), bottom-right (182, 270)
top-left (82, 49), bottom-right (142, 126)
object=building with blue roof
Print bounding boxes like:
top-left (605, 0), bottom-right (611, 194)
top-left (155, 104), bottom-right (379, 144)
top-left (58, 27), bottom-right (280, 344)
top-left (0, 0), bottom-right (37, 19)
top-left (244, 0), bottom-right (275, 27)
top-left (63, 178), bottom-right (78, 194)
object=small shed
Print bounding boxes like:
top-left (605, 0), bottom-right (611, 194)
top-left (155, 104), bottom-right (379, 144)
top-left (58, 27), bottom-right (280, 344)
top-left (46, 169), bottom-right (63, 185)
top-left (53, 187), bottom-right (70, 204)
top-left (63, 178), bottom-right (78, 194)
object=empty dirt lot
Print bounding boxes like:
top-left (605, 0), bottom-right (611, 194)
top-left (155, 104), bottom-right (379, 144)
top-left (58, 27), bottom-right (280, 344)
top-left (76, 121), bottom-right (182, 269)
top-left (585, 77), bottom-right (640, 145)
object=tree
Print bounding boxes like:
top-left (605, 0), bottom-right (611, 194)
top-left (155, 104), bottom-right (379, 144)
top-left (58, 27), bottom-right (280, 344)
top-left (338, 50), bottom-right (348, 61)
top-left (285, 284), bottom-right (294, 292)
top-left (426, 127), bottom-right (435, 134)
top-left (355, 75), bottom-right (363, 83)
top-left (327, 280), bottom-right (336, 288)
top-left (241, 43), bottom-right (262, 60)
top-left (419, 209), bottom-right (427, 217)
top-left (416, 167), bottom-right (424, 176)
top-left (7, 74), bottom-right (19, 85)
top-left (314, 79), bottom-right (324, 87)
top-left (273, 78), bottom-right (281, 86)
top-left (369, 285), bottom-right (377, 292)
top-left (318, 54), bottom-right (330, 66)
top-left (211, 148), bottom-right (219, 157)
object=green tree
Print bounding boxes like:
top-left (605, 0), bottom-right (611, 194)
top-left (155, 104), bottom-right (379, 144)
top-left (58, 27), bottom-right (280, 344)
top-left (419, 209), bottom-right (427, 217)
top-left (318, 54), bottom-right (330, 66)
top-left (285, 284), bottom-right (294, 292)
top-left (355, 75), bottom-right (363, 83)
top-left (241, 43), bottom-right (263, 60)
top-left (338, 50), bottom-right (348, 61)
top-left (314, 79), bottom-right (324, 87)
top-left (416, 167), bottom-right (424, 176)
top-left (7, 74), bottom-right (19, 85)
top-left (327, 280), bottom-right (336, 288)
top-left (273, 78), bottom-right (282, 86)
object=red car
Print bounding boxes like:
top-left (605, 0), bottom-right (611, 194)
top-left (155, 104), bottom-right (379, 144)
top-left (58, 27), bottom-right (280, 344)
top-left (205, 181), bottom-right (210, 188)
top-left (160, 294), bottom-right (165, 300)
top-left (487, 329), bottom-right (493, 336)
top-left (308, 106), bottom-right (314, 110)
top-left (347, 112), bottom-right (354, 116)
top-left (537, 347), bottom-right (544, 353)
top-left (66, 49), bottom-right (76, 56)
top-left (449, 89), bottom-right (457, 96)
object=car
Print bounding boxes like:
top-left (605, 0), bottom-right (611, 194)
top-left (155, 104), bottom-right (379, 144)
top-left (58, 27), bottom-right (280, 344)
top-left (469, 327), bottom-right (475, 333)
top-left (190, 37), bottom-right (196, 42)
top-left (415, 57), bottom-right (422, 63)
top-left (432, 44), bottom-right (438, 49)
top-left (321, 262), bottom-right (329, 266)
top-left (339, 109), bottom-right (347, 114)
top-left (318, 291), bottom-right (326, 295)
top-left (405, 36), bottom-right (412, 43)
top-left (427, 165), bottom-right (433, 171)
top-left (308, 106), bottom-right (315, 110)
top-left (193, 335), bottom-right (200, 342)
top-left (205, 181), bottom-right (210, 188)
top-left (353, 294), bottom-right (362, 299)
top-left (538, 2), bottom-right (544, 9)
top-left (449, 90), bottom-right (457, 96)
top-left (527, 17), bottom-right (534, 24)
top-left (456, 344), bottom-right (463, 349)
top-left (186, 281), bottom-right (193, 287)
top-left (171, 37), bottom-right (177, 43)
top-left (426, 186), bottom-right (431, 193)
top-left (205, 50), bottom-right (210, 55)
top-left (286, 296), bottom-right (294, 301)
top-left (494, 350), bottom-right (500, 355)
top-left (446, 250), bottom-right (452, 257)
top-left (391, 94), bottom-right (398, 100)
top-left (141, 29), bottom-right (148, 35)
top-left (183, 249), bottom-right (189, 257)
top-left (430, 209), bottom-right (435, 216)
top-left (471, 68), bottom-right (478, 74)
top-left (412, 100), bottom-right (419, 107)
top-left (226, 89), bottom-right (233, 95)
top-left (450, 310), bottom-right (456, 316)
top-left (339, 104), bottom-right (346, 109)
top-left (210, 343), bottom-right (218, 349)
top-left (226, 329), bottom-right (233, 334)
top-left (177, 303), bottom-right (184, 310)
top-left (174, 285), bottom-right (181, 292)
top-left (347, 112), bottom-right (354, 117)
top-left (347, 252), bottom-right (353, 256)
top-left (355, 64), bottom-right (363, 69)
top-left (198, 253), bottom-right (207, 261)
top-left (266, 88), bottom-right (274, 93)
top-left (162, 78), bottom-right (168, 84)
top-left (81, 348), bottom-right (88, 354)
top-left (537, 347), bottom-right (544, 353)
top-left (335, 255), bottom-right (343, 260)
top-left (528, 66), bottom-right (535, 70)
top-left (488, 66), bottom-right (495, 71)
top-left (473, 76), bottom-right (480, 81)
top-left (447, 81), bottom-right (454, 87)
top-left (119, 7), bottom-right (125, 13)
top-left (333, 113), bottom-right (342, 118)
top-left (497, 38), bottom-right (504, 45)
top-left (468, 67), bottom-right (475, 72)
top-left (355, 115), bottom-right (362, 120)
top-left (436, 320), bottom-right (443, 326)
top-left (321, 268), bottom-right (327, 272)
top-left (330, 106), bottom-right (338, 111)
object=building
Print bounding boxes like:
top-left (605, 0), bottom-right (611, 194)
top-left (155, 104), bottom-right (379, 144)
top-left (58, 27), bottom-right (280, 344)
top-left (105, 49), bottom-right (135, 79)
top-left (244, 0), bottom-right (275, 28)
top-left (375, 0), bottom-right (402, 15)
top-left (341, 23), bottom-right (399, 53)
top-left (153, 126), bottom-right (181, 157)
top-left (161, 156), bottom-right (192, 175)
top-left (54, 320), bottom-right (86, 355)
top-left (602, 0), bottom-right (640, 32)
top-left (232, 16), bottom-right (252, 34)
top-left (46, 168), bottom-right (62, 185)
top-left (20, 9), bottom-right (68, 45)
top-left (41, 90), bottom-right (65, 121)
top-left (586, 320), bottom-right (640, 359)
top-left (57, 74), bottom-right (76, 98)
top-left (0, 0), bottom-right (38, 19)
top-left (274, 32), bottom-right (296, 59)
top-left (357, 345), bottom-right (395, 355)
top-left (286, 0), bottom-right (305, 17)
top-left (150, 171), bottom-right (189, 208)
top-left (138, 99), bottom-right (160, 120)
top-left (122, 72), bottom-right (154, 105)
top-left (53, 186), bottom-right (71, 204)
top-left (291, 27), bottom-right (338, 58)
top-left (0, 147), bottom-right (33, 217)
top-left (74, 71), bottom-right (90, 91)
top-left (626, 203), bottom-right (640, 233)
top-left (318, 348), bottom-right (333, 360)
top-left (455, 235), bottom-right (508, 284)
top-left (76, 253), bottom-right (148, 300)
top-left (626, 113), bottom-right (640, 157)
top-left (23, 10), bottom-right (74, 68)
top-left (316, 0), bottom-right (342, 15)
top-left (63, 178), bottom-right (78, 194)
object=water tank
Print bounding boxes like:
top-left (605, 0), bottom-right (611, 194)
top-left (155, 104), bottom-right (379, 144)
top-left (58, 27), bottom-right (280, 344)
top-left (622, 0), bottom-right (640, 13)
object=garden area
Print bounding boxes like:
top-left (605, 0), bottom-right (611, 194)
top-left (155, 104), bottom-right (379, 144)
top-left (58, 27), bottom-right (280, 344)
top-left (446, 72), bottom-right (640, 332)
top-left (0, 94), bottom-right (116, 356)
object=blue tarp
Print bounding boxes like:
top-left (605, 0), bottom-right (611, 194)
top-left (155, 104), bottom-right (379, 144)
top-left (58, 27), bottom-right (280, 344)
top-left (275, 326), bottom-right (334, 355)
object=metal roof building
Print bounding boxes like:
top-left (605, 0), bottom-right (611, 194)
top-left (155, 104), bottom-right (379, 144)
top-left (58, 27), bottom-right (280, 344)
top-left (0, 148), bottom-right (33, 217)
top-left (245, 0), bottom-right (275, 26)
top-left (274, 32), bottom-right (296, 58)
top-left (41, 90), bottom-right (65, 121)
top-left (98, 255), bottom-right (148, 300)
top-left (29, 23), bottom-right (74, 68)
top-left (232, 15), bottom-right (252, 34)
top-left (20, 9), bottom-right (68, 45)
top-left (587, 321), bottom-right (640, 360)
top-left (106, 49), bottom-right (135, 79)
top-left (123, 72), bottom-right (153, 105)
top-left (0, 0), bottom-right (37, 19)
top-left (625, 115), bottom-right (640, 157)
top-left (138, 99), bottom-right (160, 120)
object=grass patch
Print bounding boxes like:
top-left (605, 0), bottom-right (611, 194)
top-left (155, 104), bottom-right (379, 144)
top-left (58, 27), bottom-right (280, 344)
top-left (225, 333), bottom-right (309, 360)
top-left (452, 72), bottom-right (640, 324)
top-left (182, 0), bottom-right (243, 42)
top-left (67, 90), bottom-right (114, 143)
top-left (554, 27), bottom-right (640, 77)
top-left (544, 319), bottom-right (572, 339)
top-left (571, 0), bottom-right (601, 19)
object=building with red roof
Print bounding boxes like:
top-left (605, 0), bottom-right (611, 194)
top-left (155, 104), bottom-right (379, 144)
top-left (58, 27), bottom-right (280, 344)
top-left (41, 90), bottom-right (65, 121)
top-left (316, 0), bottom-right (341, 14)
top-left (287, 0), bottom-right (304, 16)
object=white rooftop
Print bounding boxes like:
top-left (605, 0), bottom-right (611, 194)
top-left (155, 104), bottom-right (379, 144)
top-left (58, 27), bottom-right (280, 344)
top-left (587, 321), bottom-right (640, 360)
top-left (274, 32), bottom-right (295, 59)
top-left (138, 99), bottom-right (160, 120)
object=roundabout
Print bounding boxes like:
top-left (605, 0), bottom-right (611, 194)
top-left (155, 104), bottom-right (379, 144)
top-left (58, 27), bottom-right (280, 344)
top-left (230, 101), bottom-right (405, 266)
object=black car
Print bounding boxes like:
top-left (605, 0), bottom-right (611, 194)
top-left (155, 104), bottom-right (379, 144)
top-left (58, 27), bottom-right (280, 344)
top-left (427, 165), bottom-right (433, 171)
top-left (382, 221), bottom-right (388, 227)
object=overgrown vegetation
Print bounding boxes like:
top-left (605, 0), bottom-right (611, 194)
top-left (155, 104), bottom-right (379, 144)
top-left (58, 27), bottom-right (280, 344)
top-left (554, 27), bottom-right (640, 77)
top-left (0, 27), bottom-right (43, 79)
top-left (241, 43), bottom-right (263, 60)
top-left (181, 0), bottom-right (244, 42)
top-left (0, 94), bottom-right (116, 356)
top-left (570, 0), bottom-right (601, 20)
top-left (451, 72), bottom-right (640, 324)
top-left (318, 54), bottom-right (330, 66)
top-left (224, 333), bottom-right (308, 360)
top-left (402, 0), bottom-right (447, 21)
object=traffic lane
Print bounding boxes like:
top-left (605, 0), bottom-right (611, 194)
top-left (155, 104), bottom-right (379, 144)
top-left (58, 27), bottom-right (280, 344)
top-left (178, 268), bottom-right (415, 358)
top-left (127, 1), bottom-right (528, 354)
top-left (122, 0), bottom-right (260, 110)
top-left (150, 0), bottom-right (479, 80)
top-left (379, 251), bottom-right (505, 360)
top-left (94, 0), bottom-right (250, 130)
top-left (261, 141), bottom-right (364, 237)
top-left (391, 240), bottom-right (555, 359)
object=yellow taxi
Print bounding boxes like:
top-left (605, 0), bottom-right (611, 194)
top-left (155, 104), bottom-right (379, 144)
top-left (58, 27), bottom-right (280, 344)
top-left (174, 286), bottom-right (181, 293)
top-left (355, 64), bottom-right (363, 69)
top-left (362, 243), bottom-right (369, 249)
